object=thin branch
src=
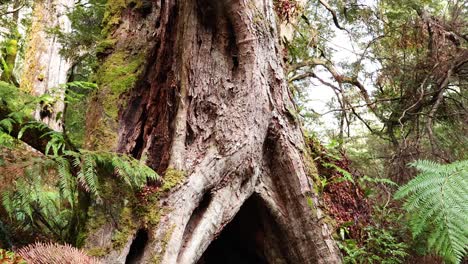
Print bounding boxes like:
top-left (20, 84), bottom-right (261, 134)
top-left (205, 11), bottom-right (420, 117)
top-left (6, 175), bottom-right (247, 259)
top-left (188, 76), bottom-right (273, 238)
top-left (349, 106), bottom-right (377, 135)
top-left (398, 63), bottom-right (439, 126)
top-left (317, 0), bottom-right (347, 31)
top-left (0, 3), bottom-right (26, 17)
top-left (289, 57), bottom-right (384, 120)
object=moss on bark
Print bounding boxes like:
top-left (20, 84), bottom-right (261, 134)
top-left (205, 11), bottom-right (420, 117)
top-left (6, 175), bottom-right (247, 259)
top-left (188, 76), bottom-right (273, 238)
top-left (161, 168), bottom-right (186, 192)
top-left (86, 49), bottom-right (145, 151)
top-left (102, 0), bottom-right (143, 35)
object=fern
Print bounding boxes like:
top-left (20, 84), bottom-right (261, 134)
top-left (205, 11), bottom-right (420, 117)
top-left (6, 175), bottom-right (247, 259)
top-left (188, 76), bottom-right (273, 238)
top-left (44, 131), bottom-right (68, 156)
top-left (323, 162), bottom-right (355, 183)
top-left (1, 162), bottom-right (72, 240)
top-left (76, 152), bottom-right (100, 197)
top-left (63, 81), bottom-right (97, 104)
top-left (394, 160), bottom-right (468, 263)
top-left (55, 156), bottom-right (76, 207)
top-left (67, 150), bottom-right (159, 196)
top-left (1, 150), bottom-right (159, 242)
top-left (1, 99), bottom-right (158, 241)
top-left (1, 81), bottom-right (159, 243)
top-left (109, 153), bottom-right (158, 188)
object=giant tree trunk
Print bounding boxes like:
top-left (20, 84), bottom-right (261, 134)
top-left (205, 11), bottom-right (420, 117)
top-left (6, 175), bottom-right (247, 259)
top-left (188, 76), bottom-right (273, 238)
top-left (20, 0), bottom-right (73, 131)
top-left (83, 0), bottom-right (341, 263)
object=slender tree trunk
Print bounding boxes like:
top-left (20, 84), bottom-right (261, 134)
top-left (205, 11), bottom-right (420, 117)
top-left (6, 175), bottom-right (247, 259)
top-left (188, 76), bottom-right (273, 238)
top-left (20, 0), bottom-right (73, 131)
top-left (83, 1), bottom-right (341, 263)
top-left (0, 0), bottom-right (21, 85)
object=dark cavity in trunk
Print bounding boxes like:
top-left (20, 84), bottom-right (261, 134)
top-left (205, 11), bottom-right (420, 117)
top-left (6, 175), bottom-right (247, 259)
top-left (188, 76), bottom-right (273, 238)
top-left (197, 195), bottom-right (288, 264)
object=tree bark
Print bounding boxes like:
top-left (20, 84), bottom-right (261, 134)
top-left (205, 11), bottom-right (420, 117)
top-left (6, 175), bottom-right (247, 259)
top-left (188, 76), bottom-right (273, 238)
top-left (20, 0), bottom-right (73, 131)
top-left (83, 1), bottom-right (341, 263)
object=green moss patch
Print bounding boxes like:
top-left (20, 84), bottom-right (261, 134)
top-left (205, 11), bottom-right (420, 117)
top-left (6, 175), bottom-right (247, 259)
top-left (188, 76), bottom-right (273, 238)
top-left (111, 207), bottom-right (138, 250)
top-left (102, 0), bottom-right (142, 35)
top-left (151, 225), bottom-right (175, 264)
top-left (87, 247), bottom-right (108, 257)
top-left (96, 38), bottom-right (117, 55)
top-left (162, 168), bottom-right (186, 192)
top-left (87, 49), bottom-right (144, 151)
top-left (97, 50), bottom-right (144, 120)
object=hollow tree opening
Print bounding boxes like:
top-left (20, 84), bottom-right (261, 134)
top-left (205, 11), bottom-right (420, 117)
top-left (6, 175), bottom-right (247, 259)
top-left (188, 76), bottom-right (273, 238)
top-left (82, 0), bottom-right (342, 263)
top-left (197, 195), bottom-right (289, 264)
top-left (125, 229), bottom-right (149, 264)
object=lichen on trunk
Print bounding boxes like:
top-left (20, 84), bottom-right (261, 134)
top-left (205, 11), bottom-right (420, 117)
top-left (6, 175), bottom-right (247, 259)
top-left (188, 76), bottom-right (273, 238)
top-left (82, 0), bottom-right (342, 263)
top-left (20, 0), bottom-right (74, 132)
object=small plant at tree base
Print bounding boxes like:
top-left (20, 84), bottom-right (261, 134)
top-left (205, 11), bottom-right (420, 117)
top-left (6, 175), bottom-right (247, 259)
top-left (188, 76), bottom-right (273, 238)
top-left (338, 225), bottom-right (409, 264)
top-left (395, 160), bottom-right (468, 263)
top-left (0, 249), bottom-right (26, 264)
top-left (337, 206), bottom-right (409, 264)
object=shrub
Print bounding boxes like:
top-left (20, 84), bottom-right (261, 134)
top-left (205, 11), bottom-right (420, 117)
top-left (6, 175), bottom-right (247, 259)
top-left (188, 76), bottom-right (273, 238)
top-left (338, 224), bottom-right (409, 264)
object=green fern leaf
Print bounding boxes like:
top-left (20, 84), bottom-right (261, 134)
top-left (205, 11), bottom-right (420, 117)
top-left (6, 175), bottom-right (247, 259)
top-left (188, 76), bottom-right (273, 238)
top-left (395, 160), bottom-right (468, 263)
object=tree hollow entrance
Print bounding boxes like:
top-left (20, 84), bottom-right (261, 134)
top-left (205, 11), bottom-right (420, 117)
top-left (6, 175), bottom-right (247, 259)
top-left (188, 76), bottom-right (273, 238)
top-left (197, 195), bottom-right (288, 264)
top-left (125, 229), bottom-right (149, 264)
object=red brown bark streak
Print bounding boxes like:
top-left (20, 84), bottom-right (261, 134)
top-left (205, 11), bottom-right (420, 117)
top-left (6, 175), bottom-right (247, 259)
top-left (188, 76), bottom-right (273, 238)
top-left (87, 0), bottom-right (341, 263)
top-left (118, 1), bottom-right (179, 173)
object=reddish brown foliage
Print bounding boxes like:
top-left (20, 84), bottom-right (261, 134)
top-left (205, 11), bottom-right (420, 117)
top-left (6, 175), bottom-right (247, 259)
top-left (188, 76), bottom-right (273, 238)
top-left (135, 184), bottom-right (159, 203)
top-left (17, 242), bottom-right (101, 264)
top-left (322, 180), bottom-right (370, 240)
top-left (308, 140), bottom-right (371, 241)
top-left (274, 0), bottom-right (299, 22)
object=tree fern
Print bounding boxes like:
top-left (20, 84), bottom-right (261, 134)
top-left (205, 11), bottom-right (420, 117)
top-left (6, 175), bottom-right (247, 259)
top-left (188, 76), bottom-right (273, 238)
top-left (395, 160), bottom-right (468, 263)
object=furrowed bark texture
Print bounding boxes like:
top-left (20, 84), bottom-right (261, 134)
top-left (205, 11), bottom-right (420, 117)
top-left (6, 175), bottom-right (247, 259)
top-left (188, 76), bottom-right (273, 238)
top-left (84, 0), bottom-right (341, 263)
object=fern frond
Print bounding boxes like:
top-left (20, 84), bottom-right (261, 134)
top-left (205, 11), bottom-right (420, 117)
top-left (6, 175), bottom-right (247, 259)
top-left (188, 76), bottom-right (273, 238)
top-left (77, 153), bottom-right (99, 196)
top-left (55, 157), bottom-right (76, 207)
top-left (395, 160), bottom-right (468, 263)
top-left (2, 191), bottom-right (13, 217)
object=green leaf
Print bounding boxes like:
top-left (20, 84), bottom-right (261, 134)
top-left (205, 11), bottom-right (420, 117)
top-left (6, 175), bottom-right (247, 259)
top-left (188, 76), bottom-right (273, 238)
top-left (395, 160), bottom-right (468, 263)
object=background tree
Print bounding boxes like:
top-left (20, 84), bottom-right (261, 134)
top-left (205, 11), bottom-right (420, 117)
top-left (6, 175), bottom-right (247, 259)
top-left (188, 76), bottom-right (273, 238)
top-left (0, 0), bottom-right (31, 85)
top-left (20, 0), bottom-right (74, 131)
top-left (288, 0), bottom-right (467, 183)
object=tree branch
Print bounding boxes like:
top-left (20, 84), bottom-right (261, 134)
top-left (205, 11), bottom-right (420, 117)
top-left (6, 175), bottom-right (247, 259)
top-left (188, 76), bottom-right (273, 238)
top-left (289, 58), bottom-right (383, 120)
top-left (0, 2), bottom-right (26, 17)
top-left (317, 0), bottom-right (347, 31)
